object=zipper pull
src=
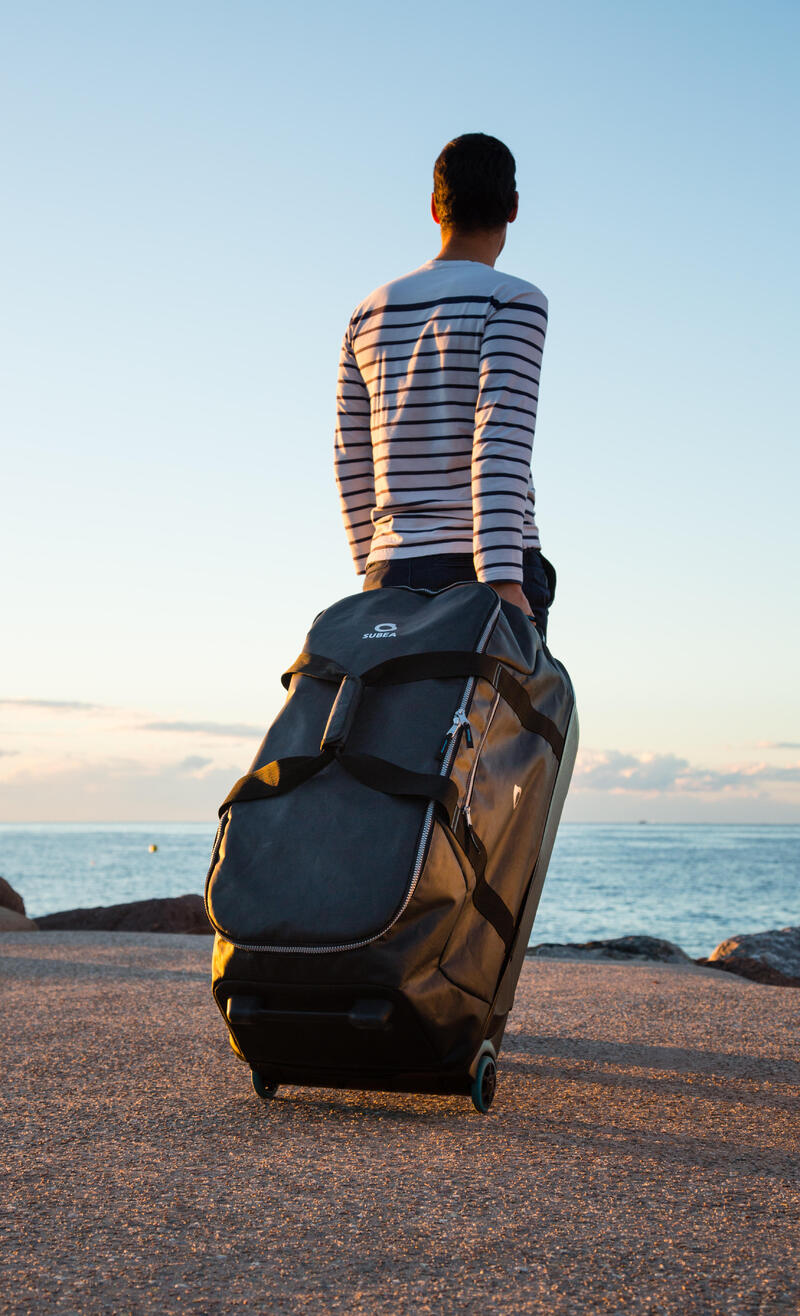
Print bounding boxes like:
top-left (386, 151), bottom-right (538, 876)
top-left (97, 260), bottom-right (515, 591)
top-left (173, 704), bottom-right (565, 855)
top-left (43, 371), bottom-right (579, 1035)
top-left (439, 709), bottom-right (473, 757)
top-left (439, 719), bottom-right (458, 757)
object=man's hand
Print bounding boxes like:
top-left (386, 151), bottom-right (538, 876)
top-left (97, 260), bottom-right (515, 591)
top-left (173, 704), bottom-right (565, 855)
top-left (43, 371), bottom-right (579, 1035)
top-left (491, 580), bottom-right (535, 620)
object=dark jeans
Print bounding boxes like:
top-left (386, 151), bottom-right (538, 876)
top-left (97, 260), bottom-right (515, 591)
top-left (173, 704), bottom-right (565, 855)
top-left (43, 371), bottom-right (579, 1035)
top-left (363, 549), bottom-right (556, 640)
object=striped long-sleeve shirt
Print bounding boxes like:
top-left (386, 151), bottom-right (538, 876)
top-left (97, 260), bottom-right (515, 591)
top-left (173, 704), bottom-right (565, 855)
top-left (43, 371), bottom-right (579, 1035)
top-left (334, 258), bottom-right (548, 584)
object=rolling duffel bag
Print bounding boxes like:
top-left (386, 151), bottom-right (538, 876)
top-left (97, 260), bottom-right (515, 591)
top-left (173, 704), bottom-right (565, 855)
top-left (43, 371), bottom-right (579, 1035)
top-left (206, 581), bottom-right (578, 1112)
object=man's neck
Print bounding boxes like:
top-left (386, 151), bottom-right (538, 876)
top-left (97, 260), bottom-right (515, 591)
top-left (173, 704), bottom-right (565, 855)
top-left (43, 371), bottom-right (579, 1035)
top-left (433, 225), bottom-right (506, 268)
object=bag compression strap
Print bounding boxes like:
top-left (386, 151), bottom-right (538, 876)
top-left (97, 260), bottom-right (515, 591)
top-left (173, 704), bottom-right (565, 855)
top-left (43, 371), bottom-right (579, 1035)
top-left (362, 651), bottom-right (565, 759)
top-left (219, 747), bottom-right (460, 826)
top-left (448, 814), bottom-right (516, 951)
top-left (219, 751), bottom-right (334, 812)
top-left (281, 649), bottom-right (564, 759)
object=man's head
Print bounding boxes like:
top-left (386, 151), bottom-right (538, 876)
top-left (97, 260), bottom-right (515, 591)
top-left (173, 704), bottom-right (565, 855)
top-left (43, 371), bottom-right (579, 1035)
top-left (432, 133), bottom-right (518, 234)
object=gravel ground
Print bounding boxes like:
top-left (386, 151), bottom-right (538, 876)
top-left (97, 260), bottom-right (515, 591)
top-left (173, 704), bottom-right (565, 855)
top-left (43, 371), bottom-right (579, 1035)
top-left (1, 932), bottom-right (798, 1316)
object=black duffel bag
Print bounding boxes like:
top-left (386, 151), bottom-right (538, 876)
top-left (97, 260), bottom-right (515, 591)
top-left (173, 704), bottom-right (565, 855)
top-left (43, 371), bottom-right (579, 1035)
top-left (206, 582), bottom-right (577, 1112)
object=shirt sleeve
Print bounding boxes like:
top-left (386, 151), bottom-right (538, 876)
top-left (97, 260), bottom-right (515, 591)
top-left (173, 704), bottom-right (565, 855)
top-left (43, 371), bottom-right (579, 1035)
top-left (334, 326), bottom-right (376, 575)
top-left (472, 291), bottom-right (548, 583)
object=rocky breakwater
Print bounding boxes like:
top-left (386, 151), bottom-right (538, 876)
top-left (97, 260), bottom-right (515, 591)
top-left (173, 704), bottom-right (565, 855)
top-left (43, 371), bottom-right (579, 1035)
top-left (36, 894), bottom-right (211, 934)
top-left (0, 877), bottom-right (38, 932)
top-left (527, 934), bottom-right (691, 964)
top-left (698, 926), bottom-right (800, 988)
top-left (529, 928), bottom-right (800, 987)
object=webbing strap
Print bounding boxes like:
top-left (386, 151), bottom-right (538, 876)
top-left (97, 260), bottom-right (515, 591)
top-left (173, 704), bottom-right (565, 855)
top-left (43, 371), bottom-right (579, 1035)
top-left (217, 752), bottom-right (332, 810)
top-left (283, 648), bottom-right (564, 759)
top-left (219, 747), bottom-right (459, 826)
top-left (450, 815), bottom-right (515, 950)
top-left (219, 751), bottom-right (333, 815)
top-left (337, 751), bottom-right (459, 826)
top-left (362, 650), bottom-right (565, 759)
top-left (281, 652), bottom-right (345, 689)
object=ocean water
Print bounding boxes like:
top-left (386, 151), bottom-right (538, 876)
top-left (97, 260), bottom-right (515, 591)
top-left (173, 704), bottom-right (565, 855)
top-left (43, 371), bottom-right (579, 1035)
top-left (0, 822), bottom-right (797, 959)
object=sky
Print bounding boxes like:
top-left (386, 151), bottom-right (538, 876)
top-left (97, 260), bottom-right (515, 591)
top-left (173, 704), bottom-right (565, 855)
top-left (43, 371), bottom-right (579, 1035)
top-left (1, 0), bottom-right (798, 823)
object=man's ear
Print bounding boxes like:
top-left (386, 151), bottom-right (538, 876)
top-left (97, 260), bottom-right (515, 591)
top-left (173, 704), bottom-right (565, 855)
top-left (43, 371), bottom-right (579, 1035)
top-left (508, 191), bottom-right (519, 224)
top-left (431, 192), bottom-right (441, 226)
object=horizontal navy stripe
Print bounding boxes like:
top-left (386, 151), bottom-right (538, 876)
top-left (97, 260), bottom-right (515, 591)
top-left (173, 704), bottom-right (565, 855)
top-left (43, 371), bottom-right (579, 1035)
top-left (473, 454), bottom-right (533, 470)
top-left (357, 346), bottom-right (482, 369)
top-left (487, 315), bottom-right (547, 332)
top-left (475, 422), bottom-right (535, 439)
top-left (489, 297), bottom-right (548, 319)
top-left (370, 417), bottom-right (476, 431)
top-left (354, 313), bottom-right (486, 342)
top-left (364, 363), bottom-right (487, 382)
top-left (352, 293), bottom-right (497, 327)
top-left (480, 383), bottom-right (539, 403)
top-left (355, 332), bottom-right (483, 358)
top-left (369, 398), bottom-right (476, 416)
top-left (376, 480), bottom-right (473, 494)
top-left (483, 330), bottom-right (544, 352)
top-left (372, 378), bottom-right (480, 393)
top-left (476, 400), bottom-right (538, 420)
top-left (375, 467), bottom-right (474, 482)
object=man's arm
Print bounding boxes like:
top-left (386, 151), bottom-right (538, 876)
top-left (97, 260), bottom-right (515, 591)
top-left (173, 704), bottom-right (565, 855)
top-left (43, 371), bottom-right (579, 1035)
top-left (472, 290), bottom-right (548, 604)
top-left (334, 327), bottom-right (376, 575)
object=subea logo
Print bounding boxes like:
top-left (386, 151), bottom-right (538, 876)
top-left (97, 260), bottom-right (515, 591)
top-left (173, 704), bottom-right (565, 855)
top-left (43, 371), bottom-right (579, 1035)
top-left (362, 621), bottom-right (398, 640)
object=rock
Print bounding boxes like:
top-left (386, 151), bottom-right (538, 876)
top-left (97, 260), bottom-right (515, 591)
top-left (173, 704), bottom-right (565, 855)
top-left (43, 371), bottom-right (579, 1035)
top-left (528, 935), bottom-right (691, 963)
top-left (36, 894), bottom-right (210, 935)
top-left (699, 927), bottom-right (800, 988)
top-left (0, 907), bottom-right (38, 932)
top-left (0, 877), bottom-right (26, 916)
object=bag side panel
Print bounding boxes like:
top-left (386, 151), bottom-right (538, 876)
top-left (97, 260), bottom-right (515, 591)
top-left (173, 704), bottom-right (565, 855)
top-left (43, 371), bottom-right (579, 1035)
top-left (439, 653), bottom-right (574, 1001)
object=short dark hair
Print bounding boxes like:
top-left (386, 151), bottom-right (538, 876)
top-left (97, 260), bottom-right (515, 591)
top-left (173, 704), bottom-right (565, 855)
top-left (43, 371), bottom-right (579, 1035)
top-left (433, 133), bottom-right (516, 232)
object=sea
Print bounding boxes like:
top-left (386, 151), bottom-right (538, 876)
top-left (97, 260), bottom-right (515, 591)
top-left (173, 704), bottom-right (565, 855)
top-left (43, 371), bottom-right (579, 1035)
top-left (1, 822), bottom-right (797, 959)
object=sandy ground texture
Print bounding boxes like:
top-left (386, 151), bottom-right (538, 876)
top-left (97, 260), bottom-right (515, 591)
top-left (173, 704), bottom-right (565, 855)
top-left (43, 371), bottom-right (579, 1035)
top-left (1, 933), bottom-right (798, 1316)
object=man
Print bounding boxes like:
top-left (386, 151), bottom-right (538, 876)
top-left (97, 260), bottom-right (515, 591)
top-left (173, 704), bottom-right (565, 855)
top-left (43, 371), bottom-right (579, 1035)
top-left (334, 132), bottom-right (555, 636)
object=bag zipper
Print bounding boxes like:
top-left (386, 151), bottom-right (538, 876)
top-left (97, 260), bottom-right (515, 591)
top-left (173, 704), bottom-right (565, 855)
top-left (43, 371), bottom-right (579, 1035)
top-left (206, 597), bottom-right (502, 955)
top-left (461, 691), bottom-right (501, 824)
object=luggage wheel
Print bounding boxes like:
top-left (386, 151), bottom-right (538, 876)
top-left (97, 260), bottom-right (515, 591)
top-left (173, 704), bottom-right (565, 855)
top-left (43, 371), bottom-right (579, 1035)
top-left (470, 1051), bottom-right (498, 1114)
top-left (251, 1069), bottom-right (279, 1101)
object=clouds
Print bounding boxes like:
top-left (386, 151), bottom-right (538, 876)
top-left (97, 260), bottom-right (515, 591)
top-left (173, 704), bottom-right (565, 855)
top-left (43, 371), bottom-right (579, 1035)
top-left (141, 720), bottom-right (263, 738)
top-left (177, 755), bottom-right (214, 774)
top-left (0, 698), bottom-right (263, 818)
top-left (0, 698), bottom-right (102, 711)
top-left (2, 691), bottom-right (799, 819)
top-left (0, 755), bottom-right (237, 822)
top-left (2, 699), bottom-right (262, 739)
top-left (574, 751), bottom-right (690, 792)
top-left (574, 749), bottom-right (800, 796)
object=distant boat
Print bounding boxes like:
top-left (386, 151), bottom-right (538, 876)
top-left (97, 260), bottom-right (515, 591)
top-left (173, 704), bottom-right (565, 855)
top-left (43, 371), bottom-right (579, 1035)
top-left (149, 843), bottom-right (158, 852)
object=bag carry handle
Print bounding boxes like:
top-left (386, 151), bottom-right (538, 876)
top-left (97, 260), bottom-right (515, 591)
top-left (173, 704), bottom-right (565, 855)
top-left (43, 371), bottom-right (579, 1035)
top-left (282, 649), bottom-right (564, 760)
